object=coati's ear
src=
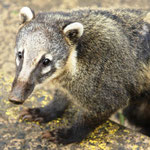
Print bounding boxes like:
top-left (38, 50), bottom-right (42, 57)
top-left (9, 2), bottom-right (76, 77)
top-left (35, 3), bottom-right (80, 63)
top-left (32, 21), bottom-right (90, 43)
top-left (19, 7), bottom-right (35, 24)
top-left (63, 22), bottom-right (84, 43)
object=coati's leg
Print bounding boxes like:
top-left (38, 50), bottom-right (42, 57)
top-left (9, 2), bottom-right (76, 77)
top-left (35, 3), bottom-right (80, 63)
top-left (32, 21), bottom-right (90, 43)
top-left (123, 96), bottom-right (150, 136)
top-left (20, 89), bottom-right (70, 123)
top-left (42, 109), bottom-right (105, 144)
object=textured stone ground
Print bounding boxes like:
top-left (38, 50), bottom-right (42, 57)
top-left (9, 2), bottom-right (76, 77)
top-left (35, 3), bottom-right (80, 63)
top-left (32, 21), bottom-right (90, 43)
top-left (1, 0), bottom-right (150, 149)
top-left (1, 73), bottom-right (150, 150)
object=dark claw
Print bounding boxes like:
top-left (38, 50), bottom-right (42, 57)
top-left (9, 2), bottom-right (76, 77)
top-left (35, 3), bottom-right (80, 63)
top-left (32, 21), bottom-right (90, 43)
top-left (42, 130), bottom-right (60, 144)
top-left (41, 129), bottom-right (71, 145)
top-left (19, 108), bottom-right (30, 119)
top-left (34, 117), bottom-right (44, 122)
top-left (19, 108), bottom-right (43, 122)
top-left (42, 131), bottom-right (54, 139)
top-left (22, 115), bottom-right (32, 121)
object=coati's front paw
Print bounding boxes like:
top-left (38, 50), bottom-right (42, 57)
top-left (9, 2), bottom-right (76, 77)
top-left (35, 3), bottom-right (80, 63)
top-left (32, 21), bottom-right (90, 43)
top-left (20, 108), bottom-right (44, 123)
top-left (42, 129), bottom-right (71, 145)
top-left (42, 128), bottom-right (84, 145)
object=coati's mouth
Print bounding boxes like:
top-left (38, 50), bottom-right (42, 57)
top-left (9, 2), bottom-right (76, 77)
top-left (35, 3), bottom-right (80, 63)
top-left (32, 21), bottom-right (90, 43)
top-left (9, 99), bottom-right (24, 105)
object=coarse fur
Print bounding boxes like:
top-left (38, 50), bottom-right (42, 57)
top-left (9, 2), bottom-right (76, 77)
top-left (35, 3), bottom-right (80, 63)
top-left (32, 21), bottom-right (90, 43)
top-left (9, 7), bottom-right (150, 144)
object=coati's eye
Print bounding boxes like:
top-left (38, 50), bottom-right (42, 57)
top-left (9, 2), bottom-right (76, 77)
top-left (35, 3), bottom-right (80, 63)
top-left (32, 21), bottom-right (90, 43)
top-left (42, 58), bottom-right (51, 66)
top-left (18, 52), bottom-right (22, 59)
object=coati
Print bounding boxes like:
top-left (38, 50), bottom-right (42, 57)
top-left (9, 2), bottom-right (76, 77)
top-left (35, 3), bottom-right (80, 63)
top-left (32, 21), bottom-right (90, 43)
top-left (8, 6), bottom-right (150, 144)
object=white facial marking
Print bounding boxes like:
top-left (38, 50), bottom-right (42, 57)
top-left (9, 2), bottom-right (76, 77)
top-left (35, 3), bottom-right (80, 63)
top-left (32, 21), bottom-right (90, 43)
top-left (18, 47), bottom-right (24, 53)
top-left (41, 54), bottom-right (53, 75)
top-left (45, 54), bottom-right (53, 61)
top-left (55, 61), bottom-right (61, 69)
top-left (15, 47), bottom-right (23, 66)
top-left (18, 49), bottom-right (32, 81)
top-left (20, 7), bottom-right (34, 22)
top-left (16, 57), bottom-right (20, 66)
top-left (42, 66), bottom-right (52, 75)
top-left (15, 48), bottom-right (17, 54)
top-left (64, 22), bottom-right (84, 37)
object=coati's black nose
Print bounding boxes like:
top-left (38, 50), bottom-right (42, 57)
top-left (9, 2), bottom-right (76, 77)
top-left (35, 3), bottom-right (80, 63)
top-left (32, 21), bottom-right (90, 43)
top-left (8, 93), bottom-right (24, 105)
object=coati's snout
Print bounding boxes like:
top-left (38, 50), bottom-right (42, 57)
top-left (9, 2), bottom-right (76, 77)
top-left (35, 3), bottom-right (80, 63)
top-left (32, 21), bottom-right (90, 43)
top-left (9, 80), bottom-right (35, 104)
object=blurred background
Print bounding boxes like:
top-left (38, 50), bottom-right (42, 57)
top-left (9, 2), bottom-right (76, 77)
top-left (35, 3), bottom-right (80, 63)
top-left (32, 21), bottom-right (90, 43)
top-left (1, 0), bottom-right (150, 149)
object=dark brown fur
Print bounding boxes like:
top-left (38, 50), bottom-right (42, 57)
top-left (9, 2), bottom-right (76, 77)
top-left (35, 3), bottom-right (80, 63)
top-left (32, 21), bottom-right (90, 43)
top-left (9, 8), bottom-right (150, 144)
